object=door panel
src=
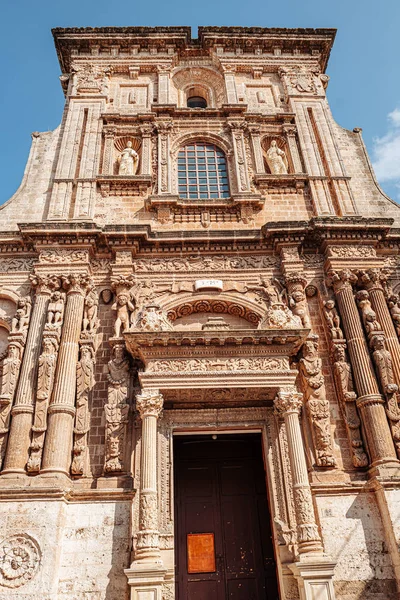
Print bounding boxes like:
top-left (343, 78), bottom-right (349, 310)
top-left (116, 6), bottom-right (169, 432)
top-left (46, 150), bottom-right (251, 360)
top-left (174, 434), bottom-right (279, 600)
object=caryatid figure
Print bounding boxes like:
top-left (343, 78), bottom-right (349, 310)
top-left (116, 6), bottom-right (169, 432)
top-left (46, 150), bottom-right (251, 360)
top-left (117, 141), bottom-right (139, 176)
top-left (264, 139), bottom-right (288, 174)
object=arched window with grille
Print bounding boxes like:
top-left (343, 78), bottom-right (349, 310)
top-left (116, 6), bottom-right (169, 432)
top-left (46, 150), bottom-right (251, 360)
top-left (177, 143), bottom-right (230, 200)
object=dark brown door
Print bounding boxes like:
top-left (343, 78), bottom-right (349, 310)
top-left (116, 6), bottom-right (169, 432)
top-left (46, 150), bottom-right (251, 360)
top-left (174, 434), bottom-right (279, 600)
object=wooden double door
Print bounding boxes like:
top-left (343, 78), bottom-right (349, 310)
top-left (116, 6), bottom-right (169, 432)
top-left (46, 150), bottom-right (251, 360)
top-left (174, 434), bottom-right (279, 600)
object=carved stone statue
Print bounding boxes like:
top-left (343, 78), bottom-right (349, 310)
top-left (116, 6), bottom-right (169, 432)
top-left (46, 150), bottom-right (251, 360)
top-left (0, 342), bottom-right (22, 405)
top-left (264, 140), bottom-right (288, 175)
top-left (112, 291), bottom-right (135, 338)
top-left (370, 335), bottom-right (398, 396)
top-left (356, 289), bottom-right (381, 335)
top-left (323, 299), bottom-right (344, 340)
top-left (387, 294), bottom-right (400, 338)
top-left (104, 344), bottom-right (130, 474)
top-left (134, 302), bottom-right (172, 332)
top-left (332, 344), bottom-right (368, 468)
top-left (11, 298), bottom-right (31, 334)
top-left (298, 335), bottom-right (336, 467)
top-left (117, 141), bottom-right (139, 176)
top-left (246, 276), bottom-right (285, 306)
top-left (46, 291), bottom-right (65, 328)
top-left (0, 341), bottom-right (23, 469)
top-left (289, 286), bottom-right (311, 329)
top-left (72, 344), bottom-right (95, 475)
top-left (82, 288), bottom-right (99, 333)
top-left (27, 335), bottom-right (59, 473)
top-left (370, 334), bottom-right (400, 456)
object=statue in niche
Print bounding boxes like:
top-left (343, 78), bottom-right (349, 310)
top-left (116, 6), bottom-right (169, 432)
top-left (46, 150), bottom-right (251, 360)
top-left (46, 291), bottom-right (65, 328)
top-left (11, 298), bottom-right (31, 334)
top-left (117, 141), bottom-right (139, 176)
top-left (112, 291), bottom-right (135, 338)
top-left (323, 299), bottom-right (344, 340)
top-left (264, 140), bottom-right (288, 175)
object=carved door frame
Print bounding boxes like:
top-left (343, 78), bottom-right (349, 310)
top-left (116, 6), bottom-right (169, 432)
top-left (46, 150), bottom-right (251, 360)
top-left (144, 405), bottom-right (300, 600)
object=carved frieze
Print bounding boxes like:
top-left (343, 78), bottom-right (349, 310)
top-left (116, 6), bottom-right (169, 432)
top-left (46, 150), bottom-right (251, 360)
top-left (133, 255), bottom-right (279, 272)
top-left (38, 249), bottom-right (89, 264)
top-left (148, 356), bottom-right (290, 374)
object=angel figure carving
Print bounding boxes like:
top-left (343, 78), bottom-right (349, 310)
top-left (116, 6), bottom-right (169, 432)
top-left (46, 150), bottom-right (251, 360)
top-left (117, 141), bottom-right (139, 176)
top-left (112, 291), bottom-right (135, 338)
top-left (264, 140), bottom-right (288, 175)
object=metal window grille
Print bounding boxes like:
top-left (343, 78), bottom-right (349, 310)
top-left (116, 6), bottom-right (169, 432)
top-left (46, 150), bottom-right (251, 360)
top-left (178, 143), bottom-right (230, 200)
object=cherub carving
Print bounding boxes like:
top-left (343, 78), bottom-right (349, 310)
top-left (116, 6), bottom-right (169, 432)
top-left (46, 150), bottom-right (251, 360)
top-left (246, 276), bottom-right (285, 306)
top-left (323, 299), bottom-right (343, 339)
top-left (289, 287), bottom-right (311, 329)
top-left (83, 288), bottom-right (99, 333)
top-left (112, 291), bottom-right (135, 338)
top-left (11, 297), bottom-right (32, 334)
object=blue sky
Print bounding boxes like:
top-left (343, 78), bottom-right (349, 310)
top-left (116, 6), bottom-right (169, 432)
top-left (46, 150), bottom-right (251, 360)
top-left (1, 0), bottom-right (399, 205)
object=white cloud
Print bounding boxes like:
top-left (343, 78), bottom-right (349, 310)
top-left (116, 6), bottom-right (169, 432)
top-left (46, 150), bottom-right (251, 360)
top-left (372, 107), bottom-right (400, 195)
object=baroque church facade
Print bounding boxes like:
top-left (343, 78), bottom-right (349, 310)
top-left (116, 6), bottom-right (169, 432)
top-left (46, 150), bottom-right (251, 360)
top-left (1, 25), bottom-right (400, 600)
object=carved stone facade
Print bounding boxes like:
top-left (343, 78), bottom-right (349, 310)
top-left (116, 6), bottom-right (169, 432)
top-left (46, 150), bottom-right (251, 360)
top-left (0, 24), bottom-right (400, 600)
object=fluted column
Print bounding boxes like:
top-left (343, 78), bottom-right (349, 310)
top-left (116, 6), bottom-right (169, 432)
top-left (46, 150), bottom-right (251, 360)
top-left (274, 389), bottom-right (323, 555)
top-left (41, 274), bottom-right (90, 475)
top-left (3, 275), bottom-right (59, 474)
top-left (135, 389), bottom-right (163, 564)
top-left (360, 269), bottom-right (400, 384)
top-left (329, 270), bottom-right (398, 466)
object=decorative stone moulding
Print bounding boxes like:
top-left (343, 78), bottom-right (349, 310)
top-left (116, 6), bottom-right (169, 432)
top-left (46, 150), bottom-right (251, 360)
top-left (97, 174), bottom-right (152, 198)
top-left (253, 173), bottom-right (308, 192)
top-left (146, 193), bottom-right (265, 227)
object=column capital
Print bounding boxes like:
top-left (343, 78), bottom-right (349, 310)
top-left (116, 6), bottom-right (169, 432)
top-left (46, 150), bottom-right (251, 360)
top-left (62, 273), bottom-right (93, 297)
top-left (30, 273), bottom-right (62, 296)
top-left (327, 269), bottom-right (358, 293)
top-left (358, 268), bottom-right (389, 291)
top-left (136, 389), bottom-right (163, 419)
top-left (274, 389), bottom-right (303, 416)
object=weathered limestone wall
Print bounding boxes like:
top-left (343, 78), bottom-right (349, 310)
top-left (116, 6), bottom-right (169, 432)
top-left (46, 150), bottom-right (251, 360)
top-left (0, 499), bottom-right (131, 600)
top-left (316, 493), bottom-right (398, 600)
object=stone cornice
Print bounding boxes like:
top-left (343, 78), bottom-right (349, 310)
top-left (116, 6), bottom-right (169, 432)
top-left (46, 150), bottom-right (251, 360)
top-left (53, 26), bottom-right (336, 75)
top-left (0, 217), bottom-right (398, 260)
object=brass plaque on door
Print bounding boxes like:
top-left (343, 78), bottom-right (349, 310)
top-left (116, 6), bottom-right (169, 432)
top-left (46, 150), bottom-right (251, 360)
top-left (187, 533), bottom-right (216, 573)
